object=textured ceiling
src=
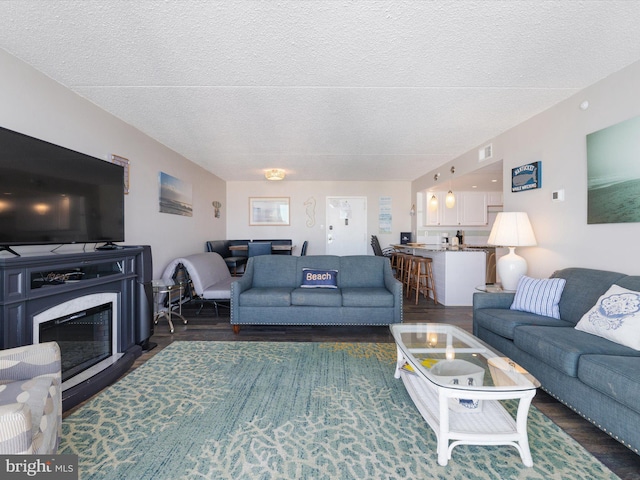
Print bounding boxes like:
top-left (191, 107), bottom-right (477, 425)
top-left (1, 1), bottom-right (639, 182)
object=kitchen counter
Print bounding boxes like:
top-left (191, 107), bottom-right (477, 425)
top-left (392, 245), bottom-right (486, 306)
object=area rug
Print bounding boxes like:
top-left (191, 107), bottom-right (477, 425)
top-left (60, 342), bottom-right (619, 480)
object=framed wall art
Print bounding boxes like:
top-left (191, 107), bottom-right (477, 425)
top-left (511, 161), bottom-right (541, 192)
top-left (110, 154), bottom-right (130, 194)
top-left (587, 115), bottom-right (640, 224)
top-left (249, 197), bottom-right (290, 226)
top-left (159, 172), bottom-right (193, 217)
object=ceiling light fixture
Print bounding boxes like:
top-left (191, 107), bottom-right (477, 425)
top-left (446, 166), bottom-right (456, 208)
top-left (265, 168), bottom-right (285, 181)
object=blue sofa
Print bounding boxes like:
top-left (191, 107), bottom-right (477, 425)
top-left (473, 267), bottom-right (640, 455)
top-left (231, 255), bottom-right (402, 333)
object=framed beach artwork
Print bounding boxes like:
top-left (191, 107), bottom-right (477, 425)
top-left (587, 115), bottom-right (640, 224)
top-left (159, 172), bottom-right (193, 217)
top-left (249, 197), bottom-right (290, 225)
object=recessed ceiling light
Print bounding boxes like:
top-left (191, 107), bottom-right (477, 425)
top-left (491, 179), bottom-right (498, 183)
top-left (472, 185), bottom-right (477, 189)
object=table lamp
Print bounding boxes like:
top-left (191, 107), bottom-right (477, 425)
top-left (487, 212), bottom-right (537, 291)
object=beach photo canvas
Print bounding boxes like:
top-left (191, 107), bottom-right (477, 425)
top-left (587, 115), bottom-right (640, 224)
top-left (159, 172), bottom-right (193, 217)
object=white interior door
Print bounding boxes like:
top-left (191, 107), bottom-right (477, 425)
top-left (326, 197), bottom-right (367, 255)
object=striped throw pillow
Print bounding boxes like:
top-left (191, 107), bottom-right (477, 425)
top-left (510, 276), bottom-right (567, 319)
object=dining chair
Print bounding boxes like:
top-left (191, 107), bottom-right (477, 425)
top-left (248, 242), bottom-right (272, 257)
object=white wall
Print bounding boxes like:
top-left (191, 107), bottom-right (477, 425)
top-left (0, 49), bottom-right (226, 277)
top-left (413, 59), bottom-right (640, 278)
top-left (226, 181), bottom-right (412, 255)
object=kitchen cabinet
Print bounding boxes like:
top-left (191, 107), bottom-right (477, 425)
top-left (458, 192), bottom-right (488, 226)
top-left (487, 192), bottom-right (503, 206)
top-left (424, 191), bottom-right (488, 226)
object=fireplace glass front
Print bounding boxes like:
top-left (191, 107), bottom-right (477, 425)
top-left (39, 302), bottom-right (113, 383)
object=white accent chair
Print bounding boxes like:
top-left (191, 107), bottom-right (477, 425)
top-left (0, 342), bottom-right (62, 454)
top-left (161, 252), bottom-right (233, 316)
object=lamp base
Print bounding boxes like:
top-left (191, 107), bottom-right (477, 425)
top-left (497, 247), bottom-right (528, 291)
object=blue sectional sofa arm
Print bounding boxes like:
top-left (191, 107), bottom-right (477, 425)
top-left (231, 255), bottom-right (402, 333)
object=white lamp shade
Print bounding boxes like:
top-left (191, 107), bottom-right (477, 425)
top-left (488, 212), bottom-right (537, 291)
top-left (487, 212), bottom-right (537, 247)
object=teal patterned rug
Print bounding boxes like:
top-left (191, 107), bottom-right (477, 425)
top-left (60, 342), bottom-right (618, 479)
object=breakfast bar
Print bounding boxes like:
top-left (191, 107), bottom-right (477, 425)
top-left (393, 244), bottom-right (486, 306)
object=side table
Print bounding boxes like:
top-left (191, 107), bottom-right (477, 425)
top-left (152, 280), bottom-right (188, 333)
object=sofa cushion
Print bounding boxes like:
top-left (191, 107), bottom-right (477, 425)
top-left (574, 284), bottom-right (640, 350)
top-left (300, 268), bottom-right (338, 288)
top-left (513, 325), bottom-right (638, 377)
top-left (239, 287), bottom-right (292, 307)
top-left (578, 354), bottom-right (640, 415)
top-left (338, 256), bottom-right (386, 288)
top-left (252, 256), bottom-right (299, 288)
top-left (510, 276), bottom-right (566, 319)
top-left (475, 308), bottom-right (573, 340)
top-left (291, 288), bottom-right (343, 307)
top-left (342, 287), bottom-right (394, 307)
top-left (551, 268), bottom-right (627, 325)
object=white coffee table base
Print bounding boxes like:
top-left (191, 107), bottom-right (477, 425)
top-left (396, 349), bottom-right (535, 467)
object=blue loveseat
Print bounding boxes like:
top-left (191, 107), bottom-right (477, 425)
top-left (473, 267), bottom-right (640, 455)
top-left (231, 255), bottom-right (402, 333)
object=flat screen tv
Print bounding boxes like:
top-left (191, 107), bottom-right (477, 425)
top-left (0, 126), bottom-right (124, 254)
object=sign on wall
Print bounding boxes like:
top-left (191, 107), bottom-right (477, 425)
top-left (511, 161), bottom-right (541, 192)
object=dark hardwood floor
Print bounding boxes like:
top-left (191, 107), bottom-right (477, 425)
top-left (72, 298), bottom-right (640, 479)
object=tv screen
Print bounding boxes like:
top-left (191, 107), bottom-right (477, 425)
top-left (0, 126), bottom-right (125, 247)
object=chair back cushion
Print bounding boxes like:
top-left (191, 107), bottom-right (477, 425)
top-left (248, 242), bottom-right (272, 257)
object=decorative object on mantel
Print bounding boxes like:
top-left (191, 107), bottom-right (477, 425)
top-left (212, 201), bottom-right (222, 218)
top-left (587, 114), bottom-right (640, 224)
top-left (487, 212), bottom-right (537, 291)
top-left (159, 172), bottom-right (193, 217)
top-left (511, 161), bottom-right (541, 192)
top-left (110, 154), bottom-right (130, 194)
top-left (304, 197), bottom-right (316, 228)
top-left (265, 168), bottom-right (285, 181)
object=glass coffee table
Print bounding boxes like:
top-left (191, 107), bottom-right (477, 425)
top-left (390, 323), bottom-right (540, 467)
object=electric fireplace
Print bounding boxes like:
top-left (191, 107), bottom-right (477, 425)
top-left (33, 292), bottom-right (122, 391)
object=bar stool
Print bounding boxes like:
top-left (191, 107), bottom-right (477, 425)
top-left (407, 256), bottom-right (438, 305)
top-left (402, 253), bottom-right (415, 294)
top-left (390, 251), bottom-right (403, 279)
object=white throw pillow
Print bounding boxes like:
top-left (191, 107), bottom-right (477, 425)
top-left (510, 276), bottom-right (566, 319)
top-left (575, 284), bottom-right (640, 350)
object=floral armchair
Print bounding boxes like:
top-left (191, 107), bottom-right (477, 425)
top-left (0, 342), bottom-right (62, 454)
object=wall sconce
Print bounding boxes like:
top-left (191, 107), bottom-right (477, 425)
top-left (265, 168), bottom-right (285, 181)
top-left (212, 201), bottom-right (222, 218)
top-left (410, 204), bottom-right (416, 216)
